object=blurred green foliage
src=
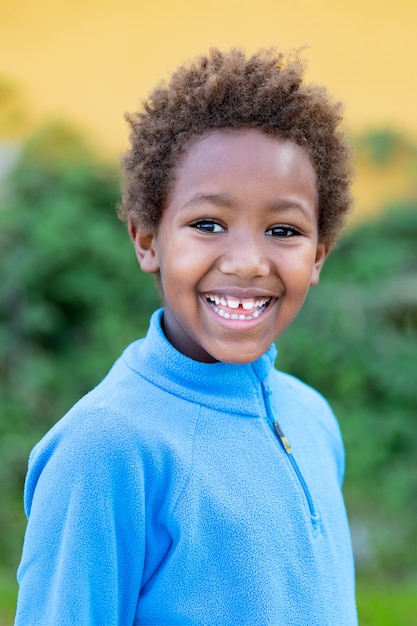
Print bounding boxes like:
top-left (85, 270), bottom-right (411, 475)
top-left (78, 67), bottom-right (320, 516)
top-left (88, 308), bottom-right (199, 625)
top-left (0, 123), bottom-right (416, 622)
top-left (356, 579), bottom-right (417, 626)
top-left (0, 123), bottom-right (160, 574)
top-left (356, 128), bottom-right (417, 166)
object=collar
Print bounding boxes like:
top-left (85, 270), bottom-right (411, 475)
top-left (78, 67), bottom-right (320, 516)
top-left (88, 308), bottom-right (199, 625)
top-left (121, 309), bottom-right (277, 416)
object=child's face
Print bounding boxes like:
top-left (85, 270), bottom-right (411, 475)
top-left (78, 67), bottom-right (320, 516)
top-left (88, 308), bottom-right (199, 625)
top-left (130, 128), bottom-right (330, 364)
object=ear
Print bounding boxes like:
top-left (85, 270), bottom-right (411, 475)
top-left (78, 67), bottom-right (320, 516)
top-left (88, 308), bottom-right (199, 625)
top-left (310, 242), bottom-right (332, 286)
top-left (128, 217), bottom-right (160, 274)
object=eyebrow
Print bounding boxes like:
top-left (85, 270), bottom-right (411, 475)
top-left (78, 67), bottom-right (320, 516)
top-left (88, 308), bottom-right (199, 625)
top-left (266, 199), bottom-right (315, 221)
top-left (181, 193), bottom-right (314, 220)
top-left (181, 193), bottom-right (233, 210)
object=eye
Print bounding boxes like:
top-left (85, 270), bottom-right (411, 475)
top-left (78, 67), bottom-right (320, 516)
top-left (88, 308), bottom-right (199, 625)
top-left (265, 225), bottom-right (300, 238)
top-left (191, 220), bottom-right (225, 233)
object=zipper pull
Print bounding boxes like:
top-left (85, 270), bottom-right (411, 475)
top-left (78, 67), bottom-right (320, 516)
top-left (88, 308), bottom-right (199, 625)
top-left (273, 422), bottom-right (292, 454)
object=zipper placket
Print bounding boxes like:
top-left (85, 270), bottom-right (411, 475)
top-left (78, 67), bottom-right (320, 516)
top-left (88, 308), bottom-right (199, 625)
top-left (262, 382), bottom-right (321, 530)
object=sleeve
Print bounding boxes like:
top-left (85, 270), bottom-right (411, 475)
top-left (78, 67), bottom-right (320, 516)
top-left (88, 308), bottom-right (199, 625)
top-left (15, 413), bottom-right (145, 626)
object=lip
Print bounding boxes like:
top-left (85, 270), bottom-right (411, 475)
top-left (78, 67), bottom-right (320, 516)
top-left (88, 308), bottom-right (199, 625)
top-left (202, 287), bottom-right (277, 299)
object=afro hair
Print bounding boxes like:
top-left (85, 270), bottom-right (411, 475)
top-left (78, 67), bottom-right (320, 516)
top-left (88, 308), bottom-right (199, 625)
top-left (119, 47), bottom-right (353, 245)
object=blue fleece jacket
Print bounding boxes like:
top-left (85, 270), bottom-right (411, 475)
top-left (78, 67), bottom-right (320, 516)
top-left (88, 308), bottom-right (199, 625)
top-left (16, 309), bottom-right (357, 625)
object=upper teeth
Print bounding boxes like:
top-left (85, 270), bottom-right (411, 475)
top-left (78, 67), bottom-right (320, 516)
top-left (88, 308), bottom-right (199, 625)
top-left (206, 294), bottom-right (269, 310)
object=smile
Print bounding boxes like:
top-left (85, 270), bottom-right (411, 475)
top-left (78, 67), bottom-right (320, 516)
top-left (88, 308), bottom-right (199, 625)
top-left (205, 294), bottom-right (272, 320)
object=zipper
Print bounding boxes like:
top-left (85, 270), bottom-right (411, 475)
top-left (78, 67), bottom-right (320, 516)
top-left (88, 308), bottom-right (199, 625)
top-left (261, 382), bottom-right (321, 531)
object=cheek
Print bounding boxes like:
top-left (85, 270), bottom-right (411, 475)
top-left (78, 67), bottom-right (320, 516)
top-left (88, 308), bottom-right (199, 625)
top-left (165, 242), bottom-right (212, 279)
top-left (158, 250), bottom-right (199, 296)
top-left (278, 249), bottom-right (317, 286)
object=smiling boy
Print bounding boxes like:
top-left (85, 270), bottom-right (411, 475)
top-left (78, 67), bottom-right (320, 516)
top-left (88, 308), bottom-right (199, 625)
top-left (131, 129), bottom-right (327, 364)
top-left (16, 49), bottom-right (357, 625)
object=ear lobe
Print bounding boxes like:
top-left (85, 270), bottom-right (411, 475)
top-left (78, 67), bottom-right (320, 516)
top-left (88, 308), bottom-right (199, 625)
top-left (128, 218), bottom-right (160, 274)
top-left (310, 242), bottom-right (331, 286)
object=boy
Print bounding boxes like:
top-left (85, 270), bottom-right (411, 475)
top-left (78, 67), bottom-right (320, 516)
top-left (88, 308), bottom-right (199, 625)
top-left (16, 48), bottom-right (357, 625)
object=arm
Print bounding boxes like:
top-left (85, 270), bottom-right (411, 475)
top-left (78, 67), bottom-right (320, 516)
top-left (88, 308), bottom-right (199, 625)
top-left (15, 415), bottom-right (145, 626)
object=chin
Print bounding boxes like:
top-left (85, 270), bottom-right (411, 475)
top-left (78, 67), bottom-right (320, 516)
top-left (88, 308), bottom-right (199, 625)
top-left (212, 346), bottom-right (268, 365)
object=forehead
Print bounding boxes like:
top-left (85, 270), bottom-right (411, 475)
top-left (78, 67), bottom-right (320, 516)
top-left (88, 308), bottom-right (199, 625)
top-left (169, 128), bottom-right (318, 208)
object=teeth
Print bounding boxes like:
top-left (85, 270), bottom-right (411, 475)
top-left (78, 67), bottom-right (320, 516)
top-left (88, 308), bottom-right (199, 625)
top-left (206, 293), bottom-right (271, 321)
top-left (207, 294), bottom-right (268, 310)
top-left (226, 297), bottom-right (240, 309)
top-left (242, 300), bottom-right (255, 311)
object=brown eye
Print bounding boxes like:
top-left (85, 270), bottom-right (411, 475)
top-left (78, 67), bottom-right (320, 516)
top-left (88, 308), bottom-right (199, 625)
top-left (266, 226), bottom-right (299, 238)
top-left (193, 220), bottom-right (225, 233)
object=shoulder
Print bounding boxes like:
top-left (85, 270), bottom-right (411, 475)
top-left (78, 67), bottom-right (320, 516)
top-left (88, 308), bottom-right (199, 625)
top-left (270, 368), bottom-right (338, 426)
top-left (30, 357), bottom-right (154, 465)
top-left (25, 351), bottom-right (198, 515)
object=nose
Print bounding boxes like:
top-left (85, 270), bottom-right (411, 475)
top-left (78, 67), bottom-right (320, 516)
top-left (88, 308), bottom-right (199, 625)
top-left (218, 233), bottom-right (270, 279)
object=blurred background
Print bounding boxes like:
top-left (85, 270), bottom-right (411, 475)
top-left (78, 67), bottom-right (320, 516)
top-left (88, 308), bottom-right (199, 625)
top-left (1, 1), bottom-right (416, 624)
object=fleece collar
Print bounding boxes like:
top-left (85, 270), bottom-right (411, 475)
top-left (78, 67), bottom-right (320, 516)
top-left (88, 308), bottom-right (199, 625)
top-left (122, 309), bottom-right (277, 417)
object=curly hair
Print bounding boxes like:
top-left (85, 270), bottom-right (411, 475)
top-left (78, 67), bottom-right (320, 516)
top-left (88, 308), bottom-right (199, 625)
top-left (119, 48), bottom-right (353, 245)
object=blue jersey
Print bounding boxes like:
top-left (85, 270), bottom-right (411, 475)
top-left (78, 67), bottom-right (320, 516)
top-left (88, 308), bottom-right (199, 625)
top-left (16, 309), bottom-right (357, 625)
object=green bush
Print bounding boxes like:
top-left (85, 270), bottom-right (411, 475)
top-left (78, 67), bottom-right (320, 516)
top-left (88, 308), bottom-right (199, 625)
top-left (356, 128), bottom-right (417, 166)
top-left (0, 123), bottom-right (160, 571)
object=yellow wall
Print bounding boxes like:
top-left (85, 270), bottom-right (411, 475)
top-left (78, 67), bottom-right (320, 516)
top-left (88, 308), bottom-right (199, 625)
top-left (2, 0), bottom-right (417, 149)
top-left (1, 0), bottom-right (417, 213)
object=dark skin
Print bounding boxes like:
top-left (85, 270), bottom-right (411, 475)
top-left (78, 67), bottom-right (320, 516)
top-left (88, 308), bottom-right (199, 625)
top-left (129, 129), bottom-right (330, 364)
